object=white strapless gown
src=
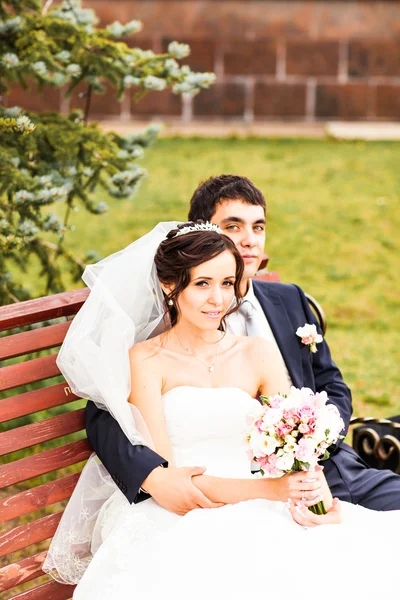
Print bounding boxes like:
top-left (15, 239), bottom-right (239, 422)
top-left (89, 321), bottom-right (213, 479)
top-left (74, 387), bottom-right (400, 600)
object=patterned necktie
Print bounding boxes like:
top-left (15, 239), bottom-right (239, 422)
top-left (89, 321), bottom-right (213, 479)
top-left (238, 300), bottom-right (259, 337)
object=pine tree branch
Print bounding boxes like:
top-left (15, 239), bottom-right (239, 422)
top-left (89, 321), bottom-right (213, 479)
top-left (83, 85), bottom-right (92, 124)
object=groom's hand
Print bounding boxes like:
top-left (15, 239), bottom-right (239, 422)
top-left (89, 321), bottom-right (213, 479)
top-left (141, 465), bottom-right (225, 515)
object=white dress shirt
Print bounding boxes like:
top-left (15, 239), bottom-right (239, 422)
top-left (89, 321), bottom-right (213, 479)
top-left (226, 281), bottom-right (293, 386)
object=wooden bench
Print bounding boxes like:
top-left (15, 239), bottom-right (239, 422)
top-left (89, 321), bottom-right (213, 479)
top-left (0, 289), bottom-right (90, 600)
top-left (1, 273), bottom-right (399, 599)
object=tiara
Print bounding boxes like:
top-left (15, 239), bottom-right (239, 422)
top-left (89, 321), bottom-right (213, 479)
top-left (174, 221), bottom-right (223, 237)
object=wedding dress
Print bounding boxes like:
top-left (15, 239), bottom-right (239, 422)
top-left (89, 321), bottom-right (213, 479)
top-left (71, 387), bottom-right (399, 600)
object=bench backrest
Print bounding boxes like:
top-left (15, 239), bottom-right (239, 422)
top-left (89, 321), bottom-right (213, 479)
top-left (0, 289), bottom-right (90, 600)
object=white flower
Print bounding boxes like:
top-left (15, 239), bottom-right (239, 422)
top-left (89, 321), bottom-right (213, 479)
top-left (124, 54), bottom-right (138, 68)
top-left (66, 64), bottom-right (81, 78)
top-left (64, 166), bottom-right (77, 177)
top-left (283, 434), bottom-right (297, 450)
top-left (32, 61), bottom-right (47, 76)
top-left (1, 53), bottom-right (19, 69)
top-left (0, 16), bottom-right (23, 34)
top-left (172, 81), bottom-right (194, 94)
top-left (15, 190), bottom-right (34, 203)
top-left (15, 116), bottom-right (35, 133)
top-left (43, 213), bottom-right (63, 232)
top-left (143, 75), bottom-right (166, 91)
top-left (18, 220), bottom-right (39, 236)
top-left (261, 435), bottom-right (278, 457)
top-left (123, 75), bottom-right (141, 88)
top-left (296, 323), bottom-right (323, 353)
top-left (248, 431), bottom-right (264, 459)
top-left (165, 58), bottom-right (180, 76)
top-left (56, 50), bottom-right (71, 64)
top-left (96, 201), bottom-right (109, 214)
top-left (262, 407), bottom-right (283, 427)
top-left (130, 146), bottom-right (144, 159)
top-left (37, 174), bottom-right (53, 186)
top-left (123, 20), bottom-right (143, 35)
top-left (185, 72), bottom-right (216, 87)
top-left (134, 49), bottom-right (155, 61)
top-left (168, 41), bottom-right (190, 59)
top-left (48, 186), bottom-right (68, 202)
top-left (106, 21), bottom-right (125, 38)
top-left (275, 452), bottom-right (295, 471)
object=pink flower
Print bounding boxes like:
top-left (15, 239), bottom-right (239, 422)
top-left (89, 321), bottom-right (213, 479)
top-left (296, 323), bottom-right (323, 353)
top-left (307, 418), bottom-right (316, 433)
top-left (276, 422), bottom-right (294, 438)
top-left (298, 404), bottom-right (315, 421)
top-left (295, 437), bottom-right (316, 463)
top-left (254, 418), bottom-right (264, 432)
top-left (269, 395), bottom-right (284, 409)
top-left (283, 408), bottom-right (300, 425)
top-left (263, 454), bottom-right (283, 477)
top-left (299, 423), bottom-right (311, 434)
top-left (313, 391), bottom-right (329, 409)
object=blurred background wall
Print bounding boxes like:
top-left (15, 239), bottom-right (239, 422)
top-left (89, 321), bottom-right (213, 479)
top-left (7, 0), bottom-right (400, 121)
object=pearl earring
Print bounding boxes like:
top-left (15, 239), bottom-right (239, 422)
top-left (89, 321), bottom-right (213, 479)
top-left (167, 299), bottom-right (173, 306)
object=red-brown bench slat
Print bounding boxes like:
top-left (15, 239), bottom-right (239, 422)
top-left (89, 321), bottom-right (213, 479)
top-left (0, 384), bottom-right (79, 423)
top-left (0, 512), bottom-right (62, 558)
top-left (0, 439), bottom-right (92, 488)
top-left (0, 288), bottom-right (89, 331)
top-left (0, 409), bottom-right (86, 456)
top-left (0, 354), bottom-right (61, 393)
top-left (0, 550), bottom-right (47, 592)
top-left (0, 322), bottom-right (72, 361)
top-left (0, 473), bottom-right (81, 524)
top-left (8, 579), bottom-right (75, 600)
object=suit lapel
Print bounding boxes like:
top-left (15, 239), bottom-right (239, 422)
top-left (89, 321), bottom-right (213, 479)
top-left (253, 281), bottom-right (303, 387)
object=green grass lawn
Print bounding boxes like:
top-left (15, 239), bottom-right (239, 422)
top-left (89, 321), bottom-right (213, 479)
top-left (17, 137), bottom-right (400, 419)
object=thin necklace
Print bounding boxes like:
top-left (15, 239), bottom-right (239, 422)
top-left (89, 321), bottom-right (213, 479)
top-left (175, 330), bottom-right (225, 373)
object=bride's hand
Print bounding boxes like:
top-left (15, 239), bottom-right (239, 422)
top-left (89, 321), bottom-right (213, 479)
top-left (267, 468), bottom-right (326, 507)
top-left (142, 465), bottom-right (225, 515)
top-left (288, 497), bottom-right (342, 527)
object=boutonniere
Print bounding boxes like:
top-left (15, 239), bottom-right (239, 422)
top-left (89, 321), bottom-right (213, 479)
top-left (296, 323), bottom-right (323, 353)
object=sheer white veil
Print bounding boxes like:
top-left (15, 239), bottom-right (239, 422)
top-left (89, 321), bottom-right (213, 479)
top-left (58, 221), bottom-right (179, 444)
top-left (43, 221), bottom-right (179, 585)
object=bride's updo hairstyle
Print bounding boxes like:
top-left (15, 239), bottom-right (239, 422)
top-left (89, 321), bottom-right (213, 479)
top-left (155, 221), bottom-right (244, 328)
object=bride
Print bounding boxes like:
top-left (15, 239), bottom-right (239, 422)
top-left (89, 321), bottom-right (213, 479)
top-left (45, 222), bottom-right (399, 600)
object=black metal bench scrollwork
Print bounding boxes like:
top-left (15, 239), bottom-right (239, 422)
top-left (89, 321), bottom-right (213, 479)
top-left (350, 417), bottom-right (400, 474)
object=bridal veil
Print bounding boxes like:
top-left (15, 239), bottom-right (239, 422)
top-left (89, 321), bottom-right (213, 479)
top-left (43, 221), bottom-right (179, 583)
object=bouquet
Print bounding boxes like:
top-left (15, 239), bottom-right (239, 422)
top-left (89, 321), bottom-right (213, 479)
top-left (246, 387), bottom-right (344, 515)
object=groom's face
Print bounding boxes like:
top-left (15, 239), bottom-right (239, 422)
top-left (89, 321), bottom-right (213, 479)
top-left (211, 200), bottom-right (266, 283)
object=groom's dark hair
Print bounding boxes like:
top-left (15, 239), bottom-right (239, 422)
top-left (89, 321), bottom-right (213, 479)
top-left (188, 174), bottom-right (266, 222)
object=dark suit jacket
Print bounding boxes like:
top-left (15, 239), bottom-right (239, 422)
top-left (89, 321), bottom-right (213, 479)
top-left (86, 280), bottom-right (353, 503)
top-left (252, 281), bottom-right (352, 430)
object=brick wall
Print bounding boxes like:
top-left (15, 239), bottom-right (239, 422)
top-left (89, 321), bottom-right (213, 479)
top-left (7, 1), bottom-right (400, 121)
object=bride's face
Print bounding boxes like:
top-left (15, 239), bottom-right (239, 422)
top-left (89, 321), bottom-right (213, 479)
top-left (175, 250), bottom-right (237, 330)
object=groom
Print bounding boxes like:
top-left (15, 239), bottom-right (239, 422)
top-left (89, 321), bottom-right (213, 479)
top-left (86, 174), bottom-right (400, 512)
